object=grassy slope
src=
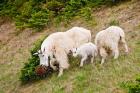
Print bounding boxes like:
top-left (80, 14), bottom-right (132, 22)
top-left (0, 0), bottom-right (140, 93)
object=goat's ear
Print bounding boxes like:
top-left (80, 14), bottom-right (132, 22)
top-left (33, 52), bottom-right (38, 55)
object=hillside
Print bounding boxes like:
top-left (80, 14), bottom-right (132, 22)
top-left (0, 0), bottom-right (140, 93)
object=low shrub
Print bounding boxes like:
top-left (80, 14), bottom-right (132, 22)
top-left (20, 36), bottom-right (48, 83)
top-left (27, 10), bottom-right (54, 30)
top-left (45, 1), bottom-right (64, 13)
top-left (0, 0), bottom-right (125, 31)
top-left (79, 7), bottom-right (92, 21)
top-left (121, 75), bottom-right (140, 93)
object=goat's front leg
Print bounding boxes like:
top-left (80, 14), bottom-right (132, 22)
top-left (80, 55), bottom-right (87, 67)
top-left (58, 67), bottom-right (63, 77)
top-left (50, 61), bottom-right (57, 71)
top-left (91, 56), bottom-right (94, 64)
top-left (55, 49), bottom-right (69, 77)
top-left (114, 49), bottom-right (119, 59)
top-left (100, 48), bottom-right (107, 65)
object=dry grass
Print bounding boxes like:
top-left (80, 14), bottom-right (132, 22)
top-left (0, 0), bottom-right (140, 93)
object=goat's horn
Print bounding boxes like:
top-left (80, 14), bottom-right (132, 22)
top-left (33, 52), bottom-right (38, 55)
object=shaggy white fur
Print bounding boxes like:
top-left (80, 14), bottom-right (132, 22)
top-left (95, 26), bottom-right (129, 64)
top-left (34, 27), bottom-right (91, 77)
top-left (66, 27), bottom-right (91, 47)
top-left (71, 42), bottom-right (98, 67)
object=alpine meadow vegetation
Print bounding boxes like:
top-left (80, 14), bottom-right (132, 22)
top-left (0, 0), bottom-right (118, 31)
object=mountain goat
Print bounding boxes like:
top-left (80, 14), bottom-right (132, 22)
top-left (71, 42), bottom-right (98, 67)
top-left (34, 27), bottom-right (91, 77)
top-left (95, 26), bottom-right (129, 64)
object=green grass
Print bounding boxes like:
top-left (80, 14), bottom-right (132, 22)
top-left (15, 29), bottom-right (140, 92)
top-left (0, 1), bottom-right (140, 93)
top-left (1, 39), bottom-right (139, 93)
top-left (1, 22), bottom-right (140, 93)
top-left (109, 19), bottom-right (119, 26)
top-left (11, 40), bottom-right (140, 93)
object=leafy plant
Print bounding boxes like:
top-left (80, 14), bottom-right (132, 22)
top-left (0, 0), bottom-right (127, 31)
top-left (79, 7), bottom-right (92, 21)
top-left (45, 1), bottom-right (64, 13)
top-left (121, 75), bottom-right (140, 93)
top-left (20, 36), bottom-right (47, 83)
top-left (27, 10), bottom-right (54, 30)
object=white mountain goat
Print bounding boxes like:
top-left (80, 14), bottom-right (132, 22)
top-left (71, 42), bottom-right (98, 67)
top-left (95, 26), bottom-right (129, 64)
top-left (34, 27), bottom-right (91, 77)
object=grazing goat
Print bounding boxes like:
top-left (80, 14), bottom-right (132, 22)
top-left (34, 27), bottom-right (91, 77)
top-left (95, 26), bottom-right (129, 64)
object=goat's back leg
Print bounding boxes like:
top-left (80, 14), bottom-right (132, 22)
top-left (112, 45), bottom-right (119, 59)
top-left (100, 47), bottom-right (107, 65)
top-left (121, 37), bottom-right (129, 54)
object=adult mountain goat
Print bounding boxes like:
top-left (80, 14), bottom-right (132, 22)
top-left (95, 26), bottom-right (129, 64)
top-left (34, 27), bottom-right (91, 77)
